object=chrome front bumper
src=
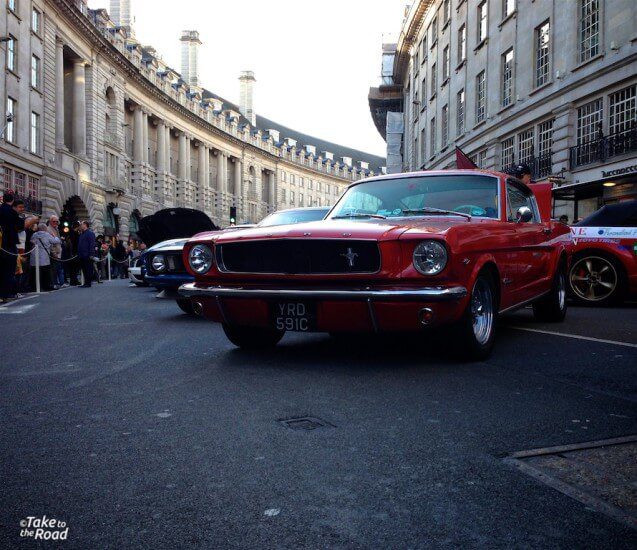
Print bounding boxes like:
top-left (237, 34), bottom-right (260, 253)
top-left (178, 283), bottom-right (467, 302)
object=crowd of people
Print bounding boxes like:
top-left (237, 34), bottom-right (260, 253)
top-left (0, 192), bottom-right (146, 303)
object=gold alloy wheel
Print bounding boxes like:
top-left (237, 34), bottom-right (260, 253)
top-left (569, 256), bottom-right (618, 302)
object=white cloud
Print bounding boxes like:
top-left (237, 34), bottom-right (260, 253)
top-left (89, 0), bottom-right (403, 157)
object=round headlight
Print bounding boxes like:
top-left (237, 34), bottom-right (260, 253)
top-left (413, 240), bottom-right (448, 275)
top-left (151, 254), bottom-right (166, 272)
top-left (189, 244), bottom-right (213, 274)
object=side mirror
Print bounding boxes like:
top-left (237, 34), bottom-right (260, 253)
top-left (516, 206), bottom-right (533, 223)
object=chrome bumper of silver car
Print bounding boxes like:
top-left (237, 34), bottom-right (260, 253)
top-left (178, 283), bottom-right (467, 302)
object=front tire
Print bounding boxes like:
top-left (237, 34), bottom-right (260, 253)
top-left (453, 272), bottom-right (496, 361)
top-left (222, 324), bottom-right (284, 349)
top-left (176, 298), bottom-right (195, 315)
top-left (533, 262), bottom-right (567, 322)
top-left (568, 253), bottom-right (625, 306)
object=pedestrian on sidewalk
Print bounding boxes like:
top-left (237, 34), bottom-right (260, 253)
top-left (30, 223), bottom-right (61, 291)
top-left (0, 192), bottom-right (39, 302)
top-left (78, 221), bottom-right (96, 288)
top-left (47, 215), bottom-right (65, 288)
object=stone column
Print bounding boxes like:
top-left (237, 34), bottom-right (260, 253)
top-left (55, 39), bottom-right (65, 148)
top-left (165, 126), bottom-right (172, 173)
top-left (178, 132), bottom-right (188, 181)
top-left (133, 107), bottom-right (144, 162)
top-left (156, 121), bottom-right (166, 172)
top-left (216, 152), bottom-right (226, 193)
top-left (234, 159), bottom-right (242, 203)
top-left (198, 143), bottom-right (206, 188)
top-left (72, 60), bottom-right (87, 156)
top-left (268, 171), bottom-right (276, 207)
top-left (142, 112), bottom-right (149, 164)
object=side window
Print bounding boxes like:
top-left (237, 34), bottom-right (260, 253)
top-left (506, 180), bottom-right (537, 222)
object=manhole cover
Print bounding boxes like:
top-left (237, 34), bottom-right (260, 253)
top-left (278, 416), bottom-right (334, 431)
top-left (505, 435), bottom-right (637, 530)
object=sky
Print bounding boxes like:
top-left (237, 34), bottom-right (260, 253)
top-left (89, 0), bottom-right (406, 158)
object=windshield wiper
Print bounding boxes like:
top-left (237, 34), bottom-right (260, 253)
top-left (400, 207), bottom-right (471, 220)
top-left (332, 213), bottom-right (387, 220)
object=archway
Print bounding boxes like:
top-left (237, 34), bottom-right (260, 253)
top-left (60, 195), bottom-right (89, 237)
top-left (128, 209), bottom-right (141, 241)
top-left (103, 202), bottom-right (120, 238)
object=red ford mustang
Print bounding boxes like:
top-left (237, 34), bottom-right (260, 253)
top-left (179, 170), bottom-right (571, 360)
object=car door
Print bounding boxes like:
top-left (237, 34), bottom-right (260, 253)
top-left (505, 179), bottom-right (552, 301)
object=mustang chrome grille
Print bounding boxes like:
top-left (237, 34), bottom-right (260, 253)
top-left (217, 239), bottom-right (381, 275)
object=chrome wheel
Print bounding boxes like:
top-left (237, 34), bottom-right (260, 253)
top-left (569, 256), bottom-right (617, 302)
top-left (471, 278), bottom-right (494, 345)
top-left (557, 270), bottom-right (566, 311)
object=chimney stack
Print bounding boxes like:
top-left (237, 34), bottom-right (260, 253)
top-left (109, 0), bottom-right (133, 34)
top-left (239, 71), bottom-right (256, 126)
top-left (180, 30), bottom-right (202, 87)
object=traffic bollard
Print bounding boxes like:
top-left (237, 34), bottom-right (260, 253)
top-left (108, 254), bottom-right (112, 281)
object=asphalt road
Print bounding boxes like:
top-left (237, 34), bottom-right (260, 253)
top-left (1, 280), bottom-right (636, 549)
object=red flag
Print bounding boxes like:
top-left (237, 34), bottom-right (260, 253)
top-left (455, 146), bottom-right (478, 169)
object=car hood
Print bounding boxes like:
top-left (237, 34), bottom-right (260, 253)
top-left (137, 208), bottom-right (219, 247)
top-left (196, 216), bottom-right (478, 244)
top-left (147, 238), bottom-right (190, 253)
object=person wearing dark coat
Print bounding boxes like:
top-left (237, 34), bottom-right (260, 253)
top-left (77, 221), bottom-right (96, 288)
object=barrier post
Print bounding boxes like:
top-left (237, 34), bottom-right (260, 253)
top-left (34, 245), bottom-right (41, 294)
top-left (108, 254), bottom-right (112, 281)
top-left (80, 264), bottom-right (85, 286)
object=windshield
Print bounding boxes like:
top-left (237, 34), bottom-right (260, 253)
top-left (329, 175), bottom-right (500, 219)
top-left (258, 208), bottom-right (329, 227)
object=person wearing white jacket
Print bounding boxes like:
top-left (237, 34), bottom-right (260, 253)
top-left (30, 224), bottom-right (61, 291)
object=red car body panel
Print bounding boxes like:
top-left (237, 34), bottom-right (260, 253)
top-left (570, 227), bottom-right (637, 295)
top-left (181, 170), bottom-right (572, 332)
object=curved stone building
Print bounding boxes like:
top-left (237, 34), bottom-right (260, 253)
top-left (370, 0), bottom-right (637, 220)
top-left (1, 0), bottom-right (384, 239)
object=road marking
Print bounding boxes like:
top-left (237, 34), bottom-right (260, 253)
top-left (510, 326), bottom-right (637, 348)
top-left (0, 303), bottom-right (38, 314)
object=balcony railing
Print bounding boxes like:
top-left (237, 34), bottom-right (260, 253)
top-left (502, 151), bottom-right (553, 180)
top-left (570, 127), bottom-right (637, 169)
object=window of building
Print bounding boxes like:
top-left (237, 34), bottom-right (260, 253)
top-left (290, 173), bottom-right (295, 185)
top-left (501, 48), bottom-right (514, 108)
top-left (458, 25), bottom-right (467, 64)
top-left (420, 127), bottom-right (426, 163)
top-left (579, 0), bottom-right (600, 63)
top-left (421, 35), bottom-right (427, 59)
top-left (7, 0), bottom-right (17, 12)
top-left (308, 180), bottom-right (313, 190)
top-left (475, 71), bottom-right (486, 124)
top-left (442, 46), bottom-right (450, 82)
top-left (577, 98), bottom-right (603, 144)
top-left (430, 116), bottom-right (437, 156)
top-left (5, 97), bottom-right (16, 144)
top-left (503, 0), bottom-right (515, 19)
top-left (414, 136), bottom-right (419, 167)
top-left (431, 16), bottom-right (438, 45)
top-left (14, 171), bottom-right (26, 197)
top-left (32, 8), bottom-right (41, 33)
top-left (28, 175), bottom-right (39, 199)
top-left (414, 48), bottom-right (420, 72)
top-left (290, 190), bottom-right (295, 204)
top-left (538, 119), bottom-right (554, 157)
top-left (477, 1), bottom-right (488, 43)
top-left (6, 35), bottom-right (16, 72)
top-left (441, 105), bottom-right (449, 147)
top-left (281, 188), bottom-right (287, 203)
top-left (457, 90), bottom-right (465, 136)
top-left (517, 129), bottom-right (534, 164)
top-left (477, 150), bottom-right (487, 168)
top-left (317, 181), bottom-right (321, 192)
top-left (29, 113), bottom-right (40, 155)
top-left (443, 0), bottom-right (451, 25)
top-left (299, 176), bottom-right (304, 187)
top-left (535, 20), bottom-right (551, 87)
top-left (31, 55), bottom-right (41, 89)
top-left (421, 76), bottom-right (426, 103)
top-left (299, 193), bottom-right (304, 206)
top-left (609, 85), bottom-right (636, 135)
top-left (430, 62), bottom-right (437, 96)
top-left (281, 170), bottom-right (286, 182)
top-left (501, 137), bottom-right (515, 168)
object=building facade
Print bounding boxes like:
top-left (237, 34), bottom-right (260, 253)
top-left (1, 0), bottom-right (384, 239)
top-left (369, 0), bottom-right (637, 220)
